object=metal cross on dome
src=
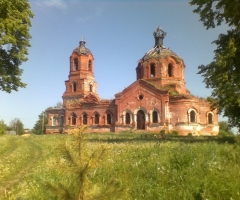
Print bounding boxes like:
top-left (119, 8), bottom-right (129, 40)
top-left (153, 26), bottom-right (166, 38)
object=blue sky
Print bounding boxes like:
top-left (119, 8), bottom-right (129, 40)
top-left (0, 0), bottom-right (228, 129)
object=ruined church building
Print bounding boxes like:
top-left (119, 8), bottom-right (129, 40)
top-left (46, 27), bottom-right (219, 135)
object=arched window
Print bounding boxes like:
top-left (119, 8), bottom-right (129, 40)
top-left (95, 113), bottom-right (99, 124)
top-left (168, 63), bottom-right (173, 77)
top-left (72, 113), bottom-right (77, 125)
top-left (107, 114), bottom-right (111, 125)
top-left (74, 58), bottom-right (78, 70)
top-left (52, 116), bottom-right (56, 126)
top-left (89, 84), bottom-right (92, 92)
top-left (208, 113), bottom-right (213, 124)
top-left (59, 115), bottom-right (64, 126)
top-left (152, 111), bottom-right (158, 123)
top-left (88, 60), bottom-right (92, 72)
top-left (73, 82), bottom-right (77, 92)
top-left (190, 110), bottom-right (196, 123)
top-left (150, 63), bottom-right (155, 77)
top-left (126, 113), bottom-right (130, 124)
top-left (83, 113), bottom-right (87, 125)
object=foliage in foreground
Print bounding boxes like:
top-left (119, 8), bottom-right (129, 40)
top-left (189, 0), bottom-right (240, 131)
top-left (1, 133), bottom-right (240, 199)
top-left (0, 0), bottom-right (34, 92)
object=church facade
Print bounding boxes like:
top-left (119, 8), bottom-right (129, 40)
top-left (46, 27), bottom-right (219, 135)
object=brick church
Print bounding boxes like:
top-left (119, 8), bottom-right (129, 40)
top-left (46, 27), bottom-right (219, 135)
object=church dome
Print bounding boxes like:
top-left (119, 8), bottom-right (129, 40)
top-left (141, 26), bottom-right (181, 63)
top-left (73, 39), bottom-right (91, 55)
top-left (142, 46), bottom-right (182, 63)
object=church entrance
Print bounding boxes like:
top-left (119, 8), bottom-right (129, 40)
top-left (137, 110), bottom-right (145, 130)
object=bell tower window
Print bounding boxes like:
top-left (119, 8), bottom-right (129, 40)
top-left (168, 64), bottom-right (173, 77)
top-left (73, 82), bottom-right (77, 92)
top-left (89, 84), bottom-right (93, 92)
top-left (88, 60), bottom-right (92, 72)
top-left (150, 64), bottom-right (155, 77)
top-left (74, 58), bottom-right (78, 70)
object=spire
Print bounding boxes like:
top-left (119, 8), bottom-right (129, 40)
top-left (153, 26), bottom-right (166, 47)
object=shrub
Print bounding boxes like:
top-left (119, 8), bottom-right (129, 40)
top-left (171, 130), bottom-right (178, 136)
top-left (188, 133), bottom-right (193, 137)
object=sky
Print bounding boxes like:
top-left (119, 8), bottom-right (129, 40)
top-left (0, 0), bottom-right (228, 129)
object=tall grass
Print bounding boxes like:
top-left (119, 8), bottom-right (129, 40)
top-left (1, 133), bottom-right (240, 199)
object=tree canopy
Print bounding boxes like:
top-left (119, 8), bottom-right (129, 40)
top-left (9, 118), bottom-right (24, 135)
top-left (0, 0), bottom-right (34, 93)
top-left (32, 111), bottom-right (48, 135)
top-left (218, 121), bottom-right (234, 136)
top-left (0, 120), bottom-right (7, 135)
top-left (189, 0), bottom-right (240, 130)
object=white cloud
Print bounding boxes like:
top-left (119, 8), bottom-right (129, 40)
top-left (40, 0), bottom-right (67, 10)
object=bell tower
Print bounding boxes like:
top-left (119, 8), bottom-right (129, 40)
top-left (62, 38), bottom-right (99, 106)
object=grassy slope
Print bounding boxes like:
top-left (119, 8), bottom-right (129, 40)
top-left (0, 133), bottom-right (240, 199)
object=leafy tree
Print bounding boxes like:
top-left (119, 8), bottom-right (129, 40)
top-left (218, 121), bottom-right (234, 136)
top-left (55, 101), bottom-right (63, 108)
top-left (0, 120), bottom-right (7, 135)
top-left (9, 118), bottom-right (25, 135)
top-left (0, 0), bottom-right (34, 93)
top-left (32, 111), bottom-right (48, 135)
top-left (189, 0), bottom-right (240, 130)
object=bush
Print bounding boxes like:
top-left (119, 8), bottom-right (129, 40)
top-left (171, 130), bottom-right (178, 136)
top-left (219, 130), bottom-right (231, 136)
top-left (188, 133), bottom-right (193, 137)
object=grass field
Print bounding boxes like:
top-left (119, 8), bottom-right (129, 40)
top-left (0, 131), bottom-right (240, 200)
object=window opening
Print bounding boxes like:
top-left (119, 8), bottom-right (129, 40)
top-left (74, 58), bottom-right (78, 70)
top-left (52, 116), bottom-right (56, 126)
top-left (208, 113), bottom-right (213, 124)
top-left (89, 84), bottom-right (93, 92)
top-left (126, 113), bottom-right (130, 124)
top-left (107, 114), bottom-right (111, 125)
top-left (59, 116), bottom-right (64, 126)
top-left (150, 64), bottom-right (155, 77)
top-left (138, 94), bottom-right (144, 100)
top-left (152, 111), bottom-right (158, 123)
top-left (72, 114), bottom-right (77, 125)
top-left (88, 60), bottom-right (92, 72)
top-left (190, 110), bottom-right (196, 123)
top-left (73, 82), bottom-right (77, 92)
top-left (168, 64), bottom-right (173, 77)
top-left (95, 113), bottom-right (99, 124)
top-left (83, 113), bottom-right (88, 125)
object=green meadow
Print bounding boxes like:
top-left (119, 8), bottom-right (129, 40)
top-left (0, 131), bottom-right (240, 200)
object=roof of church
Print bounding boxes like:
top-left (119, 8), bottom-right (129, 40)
top-left (73, 39), bottom-right (91, 55)
top-left (141, 46), bottom-right (182, 63)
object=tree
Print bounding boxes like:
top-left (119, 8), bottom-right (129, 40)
top-left (0, 120), bottom-right (7, 135)
top-left (189, 0), bottom-right (240, 130)
top-left (218, 121), bottom-right (234, 136)
top-left (0, 0), bottom-right (34, 93)
top-left (32, 111), bottom-right (48, 135)
top-left (55, 101), bottom-right (63, 108)
top-left (9, 118), bottom-right (25, 135)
